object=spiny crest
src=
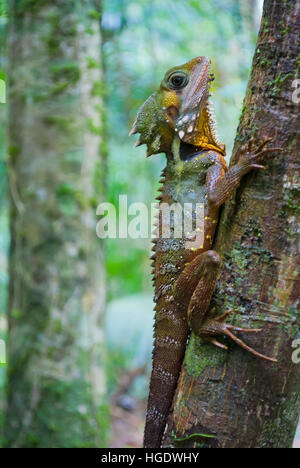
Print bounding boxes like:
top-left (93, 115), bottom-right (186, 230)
top-left (205, 99), bottom-right (224, 150)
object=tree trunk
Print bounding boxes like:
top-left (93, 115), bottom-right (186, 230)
top-left (164, 0), bottom-right (300, 449)
top-left (5, 0), bottom-right (107, 447)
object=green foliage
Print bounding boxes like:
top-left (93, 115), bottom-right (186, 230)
top-left (0, 0), bottom-right (6, 18)
top-left (106, 347), bottom-right (134, 395)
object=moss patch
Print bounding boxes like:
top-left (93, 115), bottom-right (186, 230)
top-left (185, 334), bottom-right (226, 379)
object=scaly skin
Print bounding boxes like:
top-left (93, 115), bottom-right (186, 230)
top-left (130, 57), bottom-right (279, 448)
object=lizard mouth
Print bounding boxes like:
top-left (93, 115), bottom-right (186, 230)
top-left (179, 140), bottom-right (207, 161)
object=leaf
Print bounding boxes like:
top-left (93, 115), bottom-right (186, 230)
top-left (0, 79), bottom-right (5, 104)
top-left (173, 432), bottom-right (216, 442)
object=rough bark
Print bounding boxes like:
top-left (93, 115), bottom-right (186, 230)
top-left (5, 0), bottom-right (107, 447)
top-left (164, 0), bottom-right (300, 449)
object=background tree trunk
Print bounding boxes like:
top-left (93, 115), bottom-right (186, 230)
top-left (5, 0), bottom-right (107, 447)
top-left (164, 0), bottom-right (300, 448)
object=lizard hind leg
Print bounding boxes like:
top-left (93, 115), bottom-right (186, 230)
top-left (199, 312), bottom-right (278, 363)
top-left (181, 252), bottom-right (278, 363)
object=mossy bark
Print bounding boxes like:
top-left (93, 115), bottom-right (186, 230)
top-left (5, 0), bottom-right (107, 447)
top-left (164, 0), bottom-right (300, 449)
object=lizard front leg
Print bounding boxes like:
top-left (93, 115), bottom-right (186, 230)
top-left (207, 137), bottom-right (282, 207)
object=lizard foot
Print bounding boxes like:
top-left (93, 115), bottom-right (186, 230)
top-left (236, 136), bottom-right (283, 170)
top-left (199, 310), bottom-right (277, 363)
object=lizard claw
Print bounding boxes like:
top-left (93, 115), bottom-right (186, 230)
top-left (199, 310), bottom-right (277, 363)
top-left (237, 136), bottom-right (283, 168)
top-left (207, 338), bottom-right (228, 350)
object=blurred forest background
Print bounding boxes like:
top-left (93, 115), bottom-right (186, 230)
top-left (0, 0), bottom-right (298, 448)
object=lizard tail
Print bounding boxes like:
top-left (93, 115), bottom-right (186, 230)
top-left (143, 314), bottom-right (189, 448)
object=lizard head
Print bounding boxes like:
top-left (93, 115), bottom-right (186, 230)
top-left (130, 56), bottom-right (225, 157)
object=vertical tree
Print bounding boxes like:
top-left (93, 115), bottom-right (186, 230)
top-left (0, 0), bottom-right (7, 448)
top-left (164, 0), bottom-right (300, 448)
top-left (6, 0), bottom-right (107, 447)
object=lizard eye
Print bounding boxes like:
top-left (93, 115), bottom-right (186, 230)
top-left (168, 72), bottom-right (189, 90)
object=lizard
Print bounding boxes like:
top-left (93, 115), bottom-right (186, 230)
top-left (129, 56), bottom-right (279, 449)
